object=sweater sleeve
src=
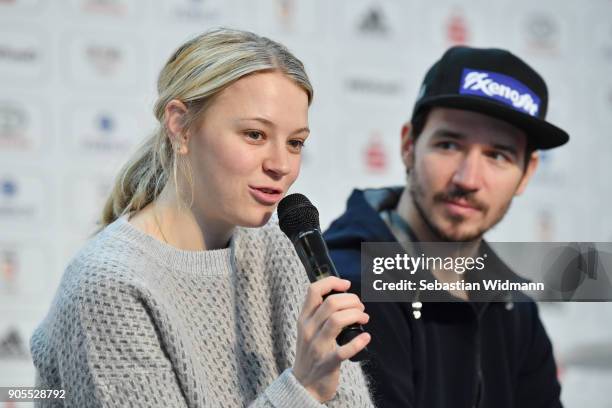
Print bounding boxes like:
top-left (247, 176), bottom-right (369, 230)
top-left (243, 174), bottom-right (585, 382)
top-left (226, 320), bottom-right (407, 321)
top-left (31, 264), bottom-right (190, 407)
top-left (260, 223), bottom-right (375, 407)
top-left (30, 261), bottom-right (326, 408)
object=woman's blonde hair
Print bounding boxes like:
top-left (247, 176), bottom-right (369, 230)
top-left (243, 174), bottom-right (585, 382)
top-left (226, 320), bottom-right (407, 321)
top-left (99, 28), bottom-right (313, 228)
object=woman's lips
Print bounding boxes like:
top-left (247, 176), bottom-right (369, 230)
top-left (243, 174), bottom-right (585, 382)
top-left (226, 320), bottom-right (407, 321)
top-left (248, 186), bottom-right (283, 205)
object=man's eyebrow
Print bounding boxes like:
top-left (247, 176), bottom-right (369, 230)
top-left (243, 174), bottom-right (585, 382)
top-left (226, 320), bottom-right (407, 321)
top-left (431, 129), bottom-right (465, 139)
top-left (237, 117), bottom-right (310, 136)
top-left (432, 128), bottom-right (520, 156)
top-left (492, 143), bottom-right (519, 157)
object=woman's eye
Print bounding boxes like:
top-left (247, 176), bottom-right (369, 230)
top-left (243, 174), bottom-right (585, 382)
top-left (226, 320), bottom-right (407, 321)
top-left (245, 130), bottom-right (264, 141)
top-left (288, 139), bottom-right (305, 152)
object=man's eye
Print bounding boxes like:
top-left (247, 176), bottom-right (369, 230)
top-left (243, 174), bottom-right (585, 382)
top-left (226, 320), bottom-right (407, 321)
top-left (489, 151), bottom-right (510, 162)
top-left (437, 141), bottom-right (458, 150)
top-left (245, 131), bottom-right (264, 141)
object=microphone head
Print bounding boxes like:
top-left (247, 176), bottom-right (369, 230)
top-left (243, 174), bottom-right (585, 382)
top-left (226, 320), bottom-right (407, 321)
top-left (278, 193), bottom-right (320, 240)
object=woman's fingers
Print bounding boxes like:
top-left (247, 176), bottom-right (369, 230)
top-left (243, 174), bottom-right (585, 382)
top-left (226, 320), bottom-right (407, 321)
top-left (334, 332), bottom-right (372, 363)
top-left (293, 277), bottom-right (371, 403)
top-left (307, 292), bottom-right (364, 332)
top-left (300, 277), bottom-right (351, 319)
top-left (318, 308), bottom-right (369, 341)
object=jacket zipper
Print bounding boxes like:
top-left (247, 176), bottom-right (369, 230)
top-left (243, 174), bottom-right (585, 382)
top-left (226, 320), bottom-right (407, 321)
top-left (472, 303), bottom-right (489, 408)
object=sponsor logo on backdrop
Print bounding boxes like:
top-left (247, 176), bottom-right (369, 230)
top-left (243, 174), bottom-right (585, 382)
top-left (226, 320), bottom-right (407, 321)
top-left (460, 69), bottom-right (540, 116)
top-left (76, 0), bottom-right (129, 16)
top-left (276, 0), bottom-right (295, 31)
top-left (0, 0), bottom-right (42, 12)
top-left (536, 208), bottom-right (555, 241)
top-left (364, 133), bottom-right (387, 173)
top-left (0, 43), bottom-right (36, 63)
top-left (164, 0), bottom-right (223, 21)
top-left (523, 13), bottom-right (560, 55)
top-left (445, 9), bottom-right (470, 45)
top-left (346, 77), bottom-right (403, 96)
top-left (1, 179), bottom-right (18, 198)
top-left (0, 100), bottom-right (44, 152)
top-left (357, 6), bottom-right (389, 35)
top-left (0, 328), bottom-right (27, 360)
top-left (86, 44), bottom-right (123, 76)
top-left (70, 105), bottom-right (141, 154)
top-left (531, 149), bottom-right (566, 186)
top-left (66, 34), bottom-right (143, 88)
top-left (0, 176), bottom-right (44, 221)
top-left (0, 102), bottom-right (29, 150)
top-left (0, 243), bottom-right (50, 295)
top-left (0, 250), bottom-right (18, 294)
top-left (0, 30), bottom-right (44, 81)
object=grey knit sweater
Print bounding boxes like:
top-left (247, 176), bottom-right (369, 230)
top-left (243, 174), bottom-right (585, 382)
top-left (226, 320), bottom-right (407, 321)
top-left (30, 216), bottom-right (374, 407)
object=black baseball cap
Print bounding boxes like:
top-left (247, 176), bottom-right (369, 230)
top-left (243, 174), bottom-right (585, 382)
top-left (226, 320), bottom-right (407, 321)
top-left (412, 46), bottom-right (569, 149)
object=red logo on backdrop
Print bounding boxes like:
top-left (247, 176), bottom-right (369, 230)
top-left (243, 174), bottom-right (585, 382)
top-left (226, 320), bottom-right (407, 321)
top-left (277, 0), bottom-right (295, 31)
top-left (446, 9), bottom-right (470, 45)
top-left (536, 209), bottom-right (555, 241)
top-left (364, 133), bottom-right (387, 173)
top-left (81, 0), bottom-right (128, 16)
top-left (0, 103), bottom-right (29, 150)
top-left (1, 250), bottom-right (17, 294)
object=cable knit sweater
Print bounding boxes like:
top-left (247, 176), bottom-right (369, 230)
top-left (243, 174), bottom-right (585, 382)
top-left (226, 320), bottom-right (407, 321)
top-left (30, 216), bottom-right (374, 407)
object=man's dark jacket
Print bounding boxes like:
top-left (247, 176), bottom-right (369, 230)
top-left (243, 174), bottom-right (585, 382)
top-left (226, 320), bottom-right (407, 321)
top-left (323, 188), bottom-right (562, 408)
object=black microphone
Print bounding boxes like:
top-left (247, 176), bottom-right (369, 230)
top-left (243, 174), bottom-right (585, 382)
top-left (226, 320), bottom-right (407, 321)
top-left (278, 193), bottom-right (368, 362)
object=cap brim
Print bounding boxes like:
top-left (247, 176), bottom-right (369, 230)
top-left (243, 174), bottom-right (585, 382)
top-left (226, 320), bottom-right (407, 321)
top-left (416, 95), bottom-right (569, 149)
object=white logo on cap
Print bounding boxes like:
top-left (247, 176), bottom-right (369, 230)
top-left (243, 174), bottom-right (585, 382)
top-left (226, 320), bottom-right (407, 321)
top-left (463, 71), bottom-right (540, 116)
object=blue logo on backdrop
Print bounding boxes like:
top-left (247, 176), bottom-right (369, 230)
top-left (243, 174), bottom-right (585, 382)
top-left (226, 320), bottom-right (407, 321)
top-left (97, 115), bottom-right (114, 133)
top-left (1, 180), bottom-right (17, 197)
top-left (460, 69), bottom-right (541, 117)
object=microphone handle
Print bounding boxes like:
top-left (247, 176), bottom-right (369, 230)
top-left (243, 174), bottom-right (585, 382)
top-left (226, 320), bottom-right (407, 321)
top-left (294, 230), bottom-right (368, 362)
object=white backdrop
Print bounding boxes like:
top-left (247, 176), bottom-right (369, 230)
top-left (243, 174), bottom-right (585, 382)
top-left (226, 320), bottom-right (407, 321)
top-left (1, 0), bottom-right (612, 406)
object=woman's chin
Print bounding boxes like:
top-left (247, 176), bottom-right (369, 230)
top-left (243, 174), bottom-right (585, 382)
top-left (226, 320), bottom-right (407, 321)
top-left (237, 211), bottom-right (274, 228)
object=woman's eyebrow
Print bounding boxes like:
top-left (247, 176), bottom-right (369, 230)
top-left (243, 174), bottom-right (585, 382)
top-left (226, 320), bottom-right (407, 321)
top-left (237, 117), bottom-right (310, 135)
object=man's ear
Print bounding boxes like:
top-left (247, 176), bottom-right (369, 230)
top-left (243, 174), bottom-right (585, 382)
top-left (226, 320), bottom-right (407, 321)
top-left (515, 151), bottom-right (540, 195)
top-left (164, 99), bottom-right (190, 155)
top-left (401, 122), bottom-right (416, 170)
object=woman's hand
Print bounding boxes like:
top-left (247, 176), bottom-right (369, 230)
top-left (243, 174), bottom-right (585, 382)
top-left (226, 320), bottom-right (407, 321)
top-left (293, 277), bottom-right (371, 402)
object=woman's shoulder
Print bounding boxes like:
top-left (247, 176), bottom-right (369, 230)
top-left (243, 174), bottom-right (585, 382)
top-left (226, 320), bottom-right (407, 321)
top-left (60, 219), bottom-right (153, 297)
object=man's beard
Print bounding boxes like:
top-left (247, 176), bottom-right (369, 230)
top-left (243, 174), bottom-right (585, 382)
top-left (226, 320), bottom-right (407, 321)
top-left (409, 168), bottom-right (512, 242)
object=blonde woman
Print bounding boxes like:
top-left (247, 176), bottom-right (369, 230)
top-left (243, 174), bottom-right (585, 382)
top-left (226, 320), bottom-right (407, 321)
top-left (30, 29), bottom-right (373, 407)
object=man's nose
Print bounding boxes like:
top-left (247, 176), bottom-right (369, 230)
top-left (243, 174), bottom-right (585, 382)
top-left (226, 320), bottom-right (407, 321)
top-left (451, 150), bottom-right (483, 192)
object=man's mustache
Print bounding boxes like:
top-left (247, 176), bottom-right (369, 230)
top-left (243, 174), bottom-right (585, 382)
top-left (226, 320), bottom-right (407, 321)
top-left (433, 188), bottom-right (488, 212)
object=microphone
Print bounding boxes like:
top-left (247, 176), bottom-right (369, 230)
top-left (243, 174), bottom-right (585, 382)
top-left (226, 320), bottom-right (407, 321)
top-left (278, 193), bottom-right (368, 362)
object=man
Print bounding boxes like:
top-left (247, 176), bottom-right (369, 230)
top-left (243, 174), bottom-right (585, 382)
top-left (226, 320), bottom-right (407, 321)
top-left (324, 46), bottom-right (568, 407)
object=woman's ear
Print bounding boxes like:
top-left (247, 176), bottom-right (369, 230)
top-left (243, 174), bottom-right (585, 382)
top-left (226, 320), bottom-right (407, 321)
top-left (164, 99), bottom-right (190, 155)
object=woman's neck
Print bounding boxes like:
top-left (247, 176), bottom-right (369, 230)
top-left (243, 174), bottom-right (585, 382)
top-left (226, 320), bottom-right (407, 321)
top-left (130, 186), bottom-right (234, 251)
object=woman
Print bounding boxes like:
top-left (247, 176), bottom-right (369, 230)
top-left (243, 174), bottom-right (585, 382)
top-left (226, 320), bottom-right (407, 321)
top-left (30, 29), bottom-right (373, 407)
